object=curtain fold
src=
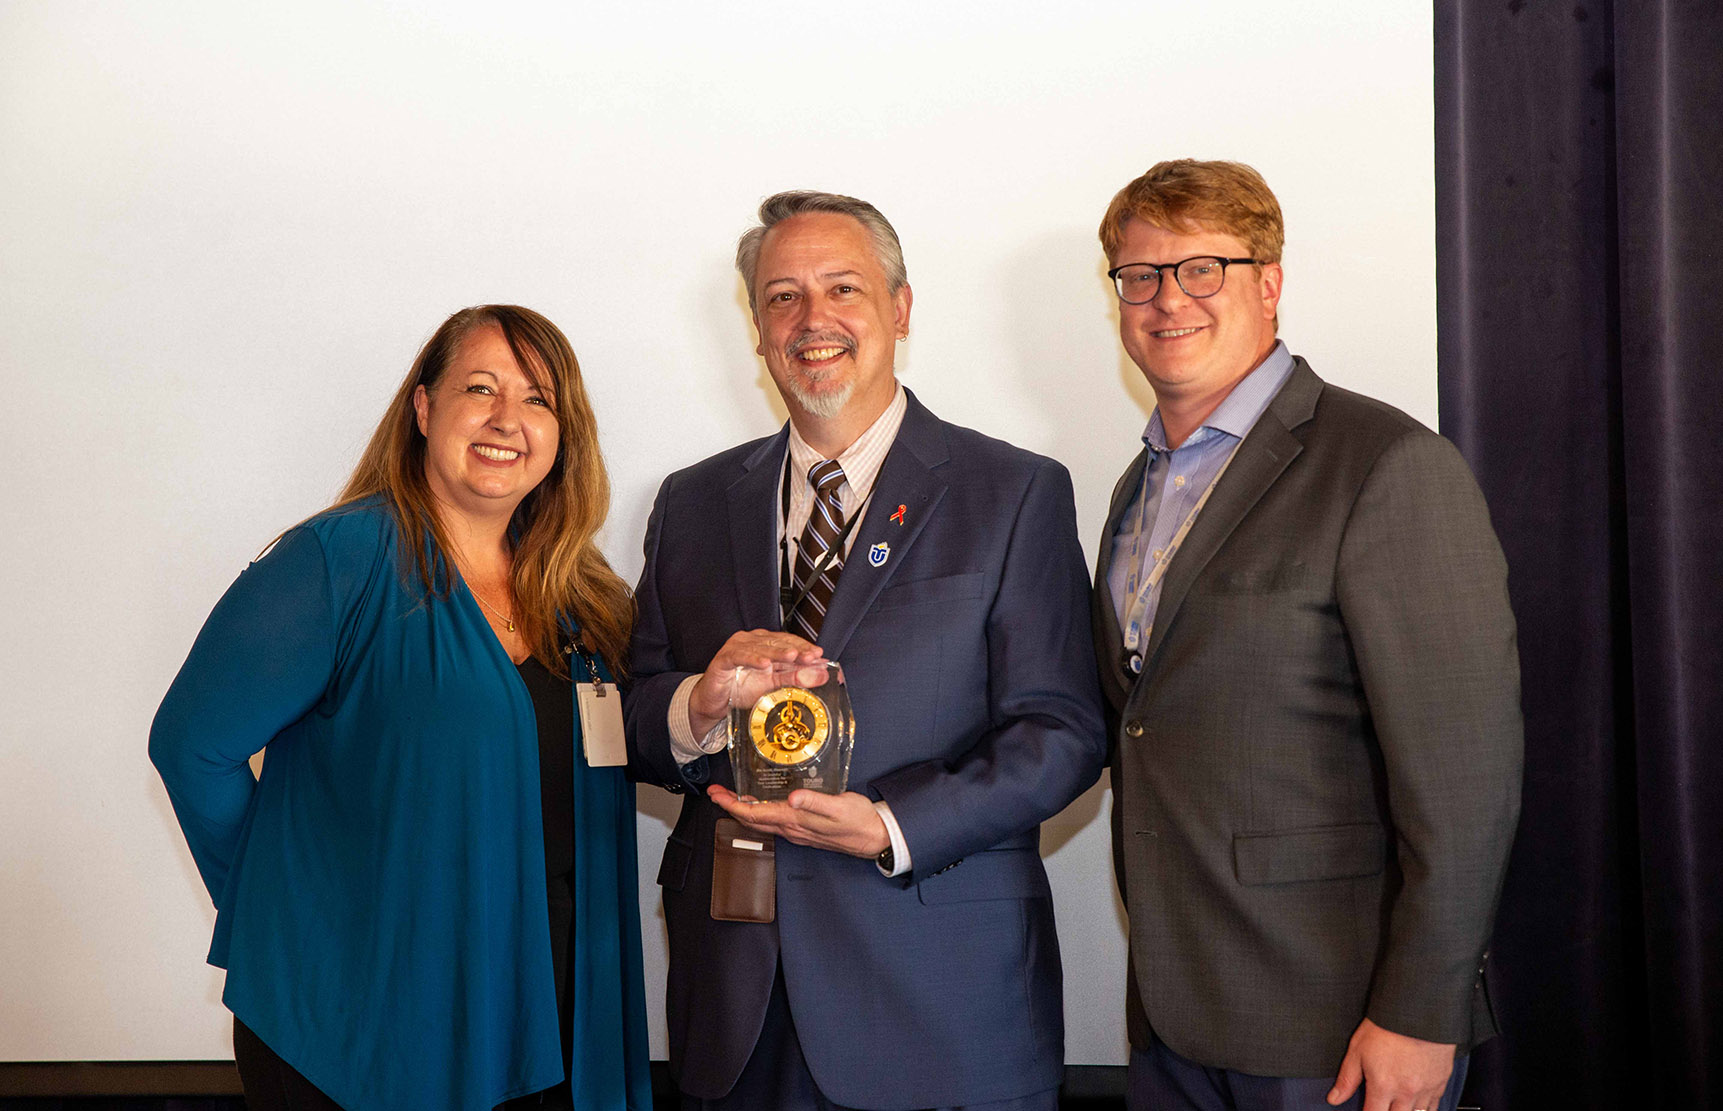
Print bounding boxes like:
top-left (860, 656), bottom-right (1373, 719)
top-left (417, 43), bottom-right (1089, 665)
top-left (1435, 1), bottom-right (1722, 1106)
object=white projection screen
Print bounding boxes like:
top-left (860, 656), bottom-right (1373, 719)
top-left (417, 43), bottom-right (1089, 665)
top-left (0, 1), bottom-right (1434, 1068)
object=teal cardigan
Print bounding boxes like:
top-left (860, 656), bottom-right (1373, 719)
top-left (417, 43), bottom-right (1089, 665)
top-left (150, 499), bottom-right (652, 1110)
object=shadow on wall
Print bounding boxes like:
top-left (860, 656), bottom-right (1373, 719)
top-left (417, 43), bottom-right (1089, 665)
top-left (711, 273), bottom-right (790, 432)
top-left (605, 263), bottom-right (791, 594)
top-left (1012, 226), bottom-right (1155, 443)
top-left (996, 228), bottom-right (1141, 946)
top-left (999, 227), bottom-right (1155, 553)
top-left (636, 782), bottom-right (683, 842)
top-left (1042, 772), bottom-right (1107, 859)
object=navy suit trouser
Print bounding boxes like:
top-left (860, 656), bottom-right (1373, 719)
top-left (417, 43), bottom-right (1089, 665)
top-left (680, 960), bottom-right (1059, 1111)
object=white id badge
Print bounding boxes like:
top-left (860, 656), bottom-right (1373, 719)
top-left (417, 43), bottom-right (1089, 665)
top-left (576, 682), bottom-right (627, 767)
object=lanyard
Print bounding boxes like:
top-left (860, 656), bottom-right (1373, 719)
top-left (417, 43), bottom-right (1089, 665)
top-left (1119, 439), bottom-right (1243, 671)
top-left (565, 635), bottom-right (627, 766)
top-left (563, 636), bottom-right (607, 686)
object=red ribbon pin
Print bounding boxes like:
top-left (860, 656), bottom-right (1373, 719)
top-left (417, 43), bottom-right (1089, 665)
top-left (890, 504), bottom-right (907, 525)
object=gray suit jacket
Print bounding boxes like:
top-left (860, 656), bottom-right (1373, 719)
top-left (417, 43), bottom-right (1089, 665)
top-left (1095, 358), bottom-right (1523, 1078)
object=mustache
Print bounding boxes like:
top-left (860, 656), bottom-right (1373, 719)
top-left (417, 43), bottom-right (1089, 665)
top-left (785, 331), bottom-right (857, 358)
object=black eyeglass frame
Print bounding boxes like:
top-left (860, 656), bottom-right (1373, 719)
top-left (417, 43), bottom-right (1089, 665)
top-left (1107, 255), bottom-right (1262, 304)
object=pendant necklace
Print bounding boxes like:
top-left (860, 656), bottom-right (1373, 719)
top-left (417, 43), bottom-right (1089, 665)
top-left (470, 585), bottom-right (516, 632)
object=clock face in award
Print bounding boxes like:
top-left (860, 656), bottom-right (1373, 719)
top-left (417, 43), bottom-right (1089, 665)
top-left (749, 688), bottom-right (830, 765)
top-left (726, 659), bottom-right (854, 800)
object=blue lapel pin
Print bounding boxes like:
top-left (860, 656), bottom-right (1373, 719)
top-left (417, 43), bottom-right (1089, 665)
top-left (868, 541), bottom-right (890, 568)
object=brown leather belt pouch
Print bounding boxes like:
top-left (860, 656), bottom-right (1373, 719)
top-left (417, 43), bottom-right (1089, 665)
top-left (711, 818), bottom-right (775, 923)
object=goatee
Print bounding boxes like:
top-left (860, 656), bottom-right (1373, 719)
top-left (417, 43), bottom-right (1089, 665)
top-left (785, 376), bottom-right (855, 420)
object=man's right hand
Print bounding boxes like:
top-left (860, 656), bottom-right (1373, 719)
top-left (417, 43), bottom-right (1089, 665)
top-left (687, 630), bottom-right (824, 740)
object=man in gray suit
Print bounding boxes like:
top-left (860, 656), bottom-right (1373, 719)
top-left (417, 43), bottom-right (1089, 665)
top-left (1092, 160), bottom-right (1522, 1111)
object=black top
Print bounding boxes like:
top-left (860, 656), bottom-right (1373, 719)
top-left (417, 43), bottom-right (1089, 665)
top-left (517, 654), bottom-right (576, 882)
top-left (512, 654), bottom-right (576, 1110)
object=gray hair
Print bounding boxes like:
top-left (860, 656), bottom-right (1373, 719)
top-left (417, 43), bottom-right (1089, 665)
top-left (735, 191), bottom-right (908, 310)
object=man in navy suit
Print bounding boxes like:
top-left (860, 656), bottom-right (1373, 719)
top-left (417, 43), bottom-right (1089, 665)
top-left (625, 191), bottom-right (1107, 1110)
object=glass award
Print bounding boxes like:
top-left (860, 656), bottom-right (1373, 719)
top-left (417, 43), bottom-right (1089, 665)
top-left (725, 659), bottom-right (855, 801)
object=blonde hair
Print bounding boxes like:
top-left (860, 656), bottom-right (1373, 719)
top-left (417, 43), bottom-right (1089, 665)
top-left (1098, 159), bottom-right (1284, 264)
top-left (336, 305), bottom-right (632, 677)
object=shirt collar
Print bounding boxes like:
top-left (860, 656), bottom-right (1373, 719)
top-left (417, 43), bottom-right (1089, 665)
top-left (787, 382), bottom-right (907, 494)
top-left (1142, 341), bottom-right (1295, 454)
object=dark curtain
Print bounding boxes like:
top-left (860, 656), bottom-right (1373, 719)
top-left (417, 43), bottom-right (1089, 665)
top-left (1435, 1), bottom-right (1723, 1106)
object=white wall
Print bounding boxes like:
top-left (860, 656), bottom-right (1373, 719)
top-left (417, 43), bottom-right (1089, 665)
top-left (0, 0), bottom-right (1434, 1065)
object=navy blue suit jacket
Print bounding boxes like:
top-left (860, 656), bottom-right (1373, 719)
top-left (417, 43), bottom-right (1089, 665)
top-left (626, 391), bottom-right (1107, 1107)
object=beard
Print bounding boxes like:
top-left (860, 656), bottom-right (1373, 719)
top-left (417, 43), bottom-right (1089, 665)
top-left (780, 331), bottom-right (859, 419)
top-left (782, 369), bottom-right (856, 419)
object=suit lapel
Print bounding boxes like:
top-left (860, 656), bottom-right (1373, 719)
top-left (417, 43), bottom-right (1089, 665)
top-left (1094, 449), bottom-right (1148, 706)
top-left (726, 429), bottom-right (791, 632)
top-left (1140, 360), bottom-right (1323, 674)
top-left (817, 392), bottom-right (949, 661)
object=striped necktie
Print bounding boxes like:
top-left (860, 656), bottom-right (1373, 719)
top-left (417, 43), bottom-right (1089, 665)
top-left (787, 459), bottom-right (847, 642)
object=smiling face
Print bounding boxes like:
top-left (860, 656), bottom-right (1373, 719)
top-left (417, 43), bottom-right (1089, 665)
top-left (1112, 217), bottom-right (1282, 414)
top-left (412, 322), bottom-right (559, 527)
top-left (751, 211), bottom-right (911, 425)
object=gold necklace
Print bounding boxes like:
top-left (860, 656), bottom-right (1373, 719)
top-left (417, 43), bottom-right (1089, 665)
top-left (470, 585), bottom-right (516, 633)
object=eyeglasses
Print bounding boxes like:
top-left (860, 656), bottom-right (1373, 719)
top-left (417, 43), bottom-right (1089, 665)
top-left (1107, 256), bottom-right (1261, 304)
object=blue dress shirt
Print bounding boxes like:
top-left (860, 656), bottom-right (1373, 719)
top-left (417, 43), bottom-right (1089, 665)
top-left (1109, 342), bottom-right (1297, 640)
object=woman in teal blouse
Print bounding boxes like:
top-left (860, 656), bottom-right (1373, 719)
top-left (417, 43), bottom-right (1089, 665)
top-left (151, 306), bottom-right (651, 1110)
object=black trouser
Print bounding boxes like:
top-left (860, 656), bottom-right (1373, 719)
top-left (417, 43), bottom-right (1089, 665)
top-left (234, 1015), bottom-right (574, 1110)
top-left (232, 1017), bottom-right (344, 1111)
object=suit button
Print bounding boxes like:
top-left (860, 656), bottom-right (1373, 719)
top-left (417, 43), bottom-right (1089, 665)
top-left (1124, 720), bottom-right (1145, 738)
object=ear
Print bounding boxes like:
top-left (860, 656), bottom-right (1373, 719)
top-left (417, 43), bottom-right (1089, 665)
top-left (753, 311), bottom-right (766, 358)
top-left (412, 384), bottom-right (430, 436)
top-left (1257, 262), bottom-right (1284, 321)
top-left (892, 284), bottom-right (913, 339)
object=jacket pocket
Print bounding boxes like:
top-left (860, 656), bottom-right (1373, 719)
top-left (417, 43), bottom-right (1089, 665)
top-left (870, 571), bottom-right (987, 612)
top-left (1233, 822), bottom-right (1386, 886)
top-left (916, 846), bottom-right (1051, 904)
top-left (1195, 561), bottom-right (1313, 595)
top-left (657, 835), bottom-right (693, 892)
